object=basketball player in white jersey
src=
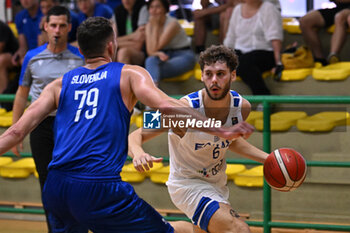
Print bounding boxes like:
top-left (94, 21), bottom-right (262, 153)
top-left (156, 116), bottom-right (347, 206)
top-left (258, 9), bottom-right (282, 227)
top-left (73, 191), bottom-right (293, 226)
top-left (129, 45), bottom-right (269, 233)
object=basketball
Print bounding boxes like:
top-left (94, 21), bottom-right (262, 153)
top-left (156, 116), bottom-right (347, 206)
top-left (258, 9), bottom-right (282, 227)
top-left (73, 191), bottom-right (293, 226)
top-left (263, 148), bottom-right (307, 192)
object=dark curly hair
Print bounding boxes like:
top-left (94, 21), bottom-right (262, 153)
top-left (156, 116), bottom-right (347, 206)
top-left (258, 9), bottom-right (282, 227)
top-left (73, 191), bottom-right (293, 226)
top-left (199, 45), bottom-right (238, 72)
top-left (77, 17), bottom-right (114, 58)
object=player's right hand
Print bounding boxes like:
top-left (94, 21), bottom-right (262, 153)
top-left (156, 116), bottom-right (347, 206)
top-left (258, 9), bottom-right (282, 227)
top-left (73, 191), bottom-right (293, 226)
top-left (220, 121), bottom-right (255, 140)
top-left (133, 153), bottom-right (163, 172)
top-left (11, 142), bottom-right (23, 157)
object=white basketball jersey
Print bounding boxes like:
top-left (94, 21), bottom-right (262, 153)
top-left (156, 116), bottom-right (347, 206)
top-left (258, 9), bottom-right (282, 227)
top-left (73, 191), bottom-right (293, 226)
top-left (167, 90), bottom-right (243, 188)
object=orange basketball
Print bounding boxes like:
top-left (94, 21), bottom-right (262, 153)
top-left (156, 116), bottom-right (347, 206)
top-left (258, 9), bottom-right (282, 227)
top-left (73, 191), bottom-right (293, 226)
top-left (263, 148), bottom-right (307, 192)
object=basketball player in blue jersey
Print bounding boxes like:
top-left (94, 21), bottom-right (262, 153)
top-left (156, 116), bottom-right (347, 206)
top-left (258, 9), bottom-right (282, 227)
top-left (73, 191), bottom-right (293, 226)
top-left (129, 45), bottom-right (269, 233)
top-left (0, 18), bottom-right (255, 232)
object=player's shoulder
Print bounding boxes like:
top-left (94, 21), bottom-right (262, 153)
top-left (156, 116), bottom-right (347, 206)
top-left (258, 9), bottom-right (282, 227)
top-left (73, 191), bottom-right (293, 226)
top-left (183, 90), bottom-right (201, 108)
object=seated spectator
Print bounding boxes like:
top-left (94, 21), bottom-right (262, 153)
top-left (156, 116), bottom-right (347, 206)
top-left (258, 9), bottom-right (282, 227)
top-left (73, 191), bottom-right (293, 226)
top-left (328, 7), bottom-right (350, 63)
top-left (145, 0), bottom-right (196, 85)
top-left (97, 0), bottom-right (122, 11)
top-left (224, 0), bottom-right (283, 95)
top-left (13, 0), bottom-right (42, 65)
top-left (115, 0), bottom-right (148, 65)
top-left (220, 0), bottom-right (279, 51)
top-left (0, 21), bottom-right (19, 93)
top-left (193, 0), bottom-right (229, 53)
top-left (77, 0), bottom-right (114, 24)
top-left (38, 0), bottom-right (79, 45)
top-left (299, 1), bottom-right (350, 65)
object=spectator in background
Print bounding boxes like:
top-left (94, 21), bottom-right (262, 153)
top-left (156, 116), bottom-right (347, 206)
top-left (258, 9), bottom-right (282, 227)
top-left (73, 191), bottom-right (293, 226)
top-left (37, 0), bottom-right (80, 45)
top-left (300, 1), bottom-right (350, 66)
top-left (0, 21), bottom-right (19, 93)
top-left (224, 0), bottom-right (283, 95)
top-left (115, 0), bottom-right (148, 65)
top-left (328, 7), bottom-right (350, 63)
top-left (13, 0), bottom-right (42, 65)
top-left (193, 0), bottom-right (230, 54)
top-left (77, 0), bottom-right (114, 24)
top-left (97, 0), bottom-right (122, 11)
top-left (145, 0), bottom-right (196, 85)
top-left (220, 0), bottom-right (280, 53)
top-left (11, 6), bottom-right (84, 232)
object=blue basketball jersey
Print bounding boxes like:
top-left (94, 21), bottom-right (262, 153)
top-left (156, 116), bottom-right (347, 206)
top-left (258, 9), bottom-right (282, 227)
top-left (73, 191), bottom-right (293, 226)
top-left (50, 62), bottom-right (130, 178)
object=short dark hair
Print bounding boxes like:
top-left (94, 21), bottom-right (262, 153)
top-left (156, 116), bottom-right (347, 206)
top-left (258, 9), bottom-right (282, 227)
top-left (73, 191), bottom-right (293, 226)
top-left (46, 6), bottom-right (71, 23)
top-left (147, 0), bottom-right (169, 13)
top-left (77, 17), bottom-right (114, 58)
top-left (199, 45), bottom-right (239, 72)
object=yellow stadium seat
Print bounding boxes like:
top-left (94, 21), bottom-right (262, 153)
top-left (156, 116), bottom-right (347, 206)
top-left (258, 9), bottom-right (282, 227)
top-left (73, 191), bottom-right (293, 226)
top-left (143, 162), bottom-right (164, 177)
top-left (0, 157), bottom-right (13, 167)
top-left (327, 24), bottom-right (350, 33)
top-left (297, 111), bottom-right (349, 132)
top-left (120, 163), bottom-right (146, 182)
top-left (0, 111), bottom-right (13, 127)
top-left (280, 68), bottom-right (312, 81)
top-left (34, 170), bottom-right (39, 178)
top-left (8, 22), bottom-right (18, 38)
top-left (226, 164), bottom-right (246, 181)
top-left (312, 62), bottom-right (350, 81)
top-left (282, 17), bottom-right (301, 34)
top-left (163, 69), bottom-right (194, 82)
top-left (194, 63), bottom-right (201, 81)
top-left (135, 114), bottom-right (143, 128)
top-left (255, 111), bottom-right (307, 131)
top-left (178, 19), bottom-right (194, 36)
top-left (211, 29), bottom-right (219, 36)
top-left (262, 71), bottom-right (272, 79)
top-left (0, 158), bottom-right (36, 178)
top-left (149, 165), bottom-right (170, 184)
top-left (234, 165), bottom-right (263, 187)
top-left (245, 111), bottom-right (263, 125)
top-left (0, 108), bottom-right (7, 115)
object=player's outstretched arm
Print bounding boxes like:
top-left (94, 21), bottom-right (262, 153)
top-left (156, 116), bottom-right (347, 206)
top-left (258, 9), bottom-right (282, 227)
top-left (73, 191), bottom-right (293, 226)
top-left (0, 78), bottom-right (61, 155)
top-left (128, 128), bottom-right (164, 172)
top-left (229, 137), bottom-right (268, 164)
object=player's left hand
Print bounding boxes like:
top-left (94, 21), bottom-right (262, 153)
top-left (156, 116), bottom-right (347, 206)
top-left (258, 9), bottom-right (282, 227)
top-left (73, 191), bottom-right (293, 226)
top-left (133, 153), bottom-right (163, 172)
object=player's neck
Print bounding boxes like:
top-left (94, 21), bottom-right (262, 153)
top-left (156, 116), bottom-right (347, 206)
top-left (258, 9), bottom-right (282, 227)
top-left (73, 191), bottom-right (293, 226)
top-left (47, 42), bottom-right (67, 54)
top-left (84, 56), bottom-right (111, 69)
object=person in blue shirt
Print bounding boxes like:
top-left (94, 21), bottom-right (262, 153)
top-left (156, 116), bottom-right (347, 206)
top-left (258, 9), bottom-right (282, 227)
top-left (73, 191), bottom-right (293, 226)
top-left (0, 16), bottom-right (253, 232)
top-left (13, 0), bottom-right (42, 65)
top-left (77, 0), bottom-right (114, 24)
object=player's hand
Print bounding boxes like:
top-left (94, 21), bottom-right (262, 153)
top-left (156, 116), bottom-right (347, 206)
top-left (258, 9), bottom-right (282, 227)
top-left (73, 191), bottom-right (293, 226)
top-left (219, 122), bottom-right (255, 140)
top-left (156, 51), bottom-right (169, 61)
top-left (133, 153), bottom-right (163, 172)
top-left (11, 142), bottom-right (23, 157)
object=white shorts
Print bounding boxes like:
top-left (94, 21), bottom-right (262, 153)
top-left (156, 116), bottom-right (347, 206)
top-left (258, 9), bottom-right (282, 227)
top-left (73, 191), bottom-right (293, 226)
top-left (166, 178), bottom-right (229, 230)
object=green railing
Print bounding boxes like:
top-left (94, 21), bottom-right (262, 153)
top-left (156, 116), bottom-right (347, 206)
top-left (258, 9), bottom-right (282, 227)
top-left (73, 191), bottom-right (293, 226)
top-left (1, 95), bottom-right (350, 232)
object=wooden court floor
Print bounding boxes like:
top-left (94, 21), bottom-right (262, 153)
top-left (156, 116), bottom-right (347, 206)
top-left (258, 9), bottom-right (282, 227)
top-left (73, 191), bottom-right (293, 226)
top-left (0, 219), bottom-right (349, 233)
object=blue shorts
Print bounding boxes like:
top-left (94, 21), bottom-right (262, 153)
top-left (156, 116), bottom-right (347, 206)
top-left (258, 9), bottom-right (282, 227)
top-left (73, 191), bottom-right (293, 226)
top-left (42, 170), bottom-right (174, 233)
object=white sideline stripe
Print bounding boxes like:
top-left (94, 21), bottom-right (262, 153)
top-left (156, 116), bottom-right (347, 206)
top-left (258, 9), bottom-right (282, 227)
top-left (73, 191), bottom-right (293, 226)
top-left (274, 149), bottom-right (294, 187)
top-left (196, 200), bottom-right (214, 227)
